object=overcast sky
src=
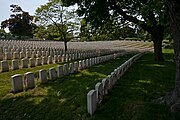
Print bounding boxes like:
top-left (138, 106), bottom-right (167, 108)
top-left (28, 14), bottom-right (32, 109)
top-left (0, 0), bottom-right (48, 23)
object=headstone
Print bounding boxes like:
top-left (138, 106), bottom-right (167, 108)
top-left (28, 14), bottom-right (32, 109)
top-left (48, 56), bottom-right (52, 64)
top-left (26, 51), bottom-right (31, 58)
top-left (87, 90), bottom-right (97, 116)
top-left (42, 57), bottom-right (47, 65)
top-left (5, 52), bottom-right (11, 60)
top-left (63, 64), bottom-right (69, 75)
top-left (74, 62), bottom-right (78, 72)
top-left (21, 58), bottom-right (28, 68)
top-left (58, 55), bottom-right (61, 62)
top-left (46, 51), bottom-right (49, 57)
top-left (69, 63), bottom-right (74, 74)
top-left (36, 58), bottom-right (42, 66)
top-left (82, 60), bottom-right (86, 69)
top-left (1, 60), bottom-right (9, 72)
top-left (12, 59), bottom-right (19, 70)
top-left (29, 58), bottom-right (35, 67)
top-left (20, 52), bottom-right (25, 59)
top-left (49, 67), bottom-right (57, 80)
top-left (24, 72), bottom-right (35, 89)
top-left (42, 51), bottom-right (45, 56)
top-left (54, 55), bottom-right (58, 63)
top-left (79, 61), bottom-right (83, 70)
top-left (13, 52), bottom-right (19, 59)
top-left (11, 74), bottom-right (23, 93)
top-left (39, 69), bottom-right (47, 83)
top-left (31, 51), bottom-right (36, 58)
top-left (65, 54), bottom-right (69, 62)
top-left (57, 65), bottom-right (63, 77)
top-left (61, 54), bottom-right (65, 62)
top-left (102, 78), bottom-right (109, 95)
top-left (95, 82), bottom-right (103, 104)
top-left (86, 59), bottom-right (89, 68)
top-left (36, 51), bottom-right (41, 57)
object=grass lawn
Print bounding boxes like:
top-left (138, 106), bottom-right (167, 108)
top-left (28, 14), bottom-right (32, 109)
top-left (0, 53), bottom-right (135, 120)
top-left (91, 49), bottom-right (180, 120)
top-left (0, 49), bottom-right (179, 120)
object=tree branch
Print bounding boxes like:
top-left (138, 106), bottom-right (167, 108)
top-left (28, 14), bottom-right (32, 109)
top-left (109, 0), bottom-right (151, 31)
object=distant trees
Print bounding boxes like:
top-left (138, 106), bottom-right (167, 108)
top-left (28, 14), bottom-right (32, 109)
top-left (79, 18), bottom-right (139, 41)
top-left (1, 4), bottom-right (35, 39)
top-left (35, 0), bottom-right (80, 51)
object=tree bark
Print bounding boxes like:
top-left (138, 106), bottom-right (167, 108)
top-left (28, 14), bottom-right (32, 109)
top-left (64, 40), bottom-right (68, 51)
top-left (165, 0), bottom-right (180, 111)
top-left (151, 27), bottom-right (165, 61)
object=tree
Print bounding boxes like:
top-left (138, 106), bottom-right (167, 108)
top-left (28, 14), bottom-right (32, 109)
top-left (165, 0), bottom-right (180, 111)
top-left (35, 0), bottom-right (80, 51)
top-left (1, 4), bottom-right (34, 39)
top-left (63, 0), bottom-right (168, 61)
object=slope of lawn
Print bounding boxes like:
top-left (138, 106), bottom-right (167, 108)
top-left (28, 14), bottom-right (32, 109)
top-left (0, 53), bottom-right (135, 120)
top-left (91, 49), bottom-right (180, 120)
top-left (1, 49), bottom-right (179, 120)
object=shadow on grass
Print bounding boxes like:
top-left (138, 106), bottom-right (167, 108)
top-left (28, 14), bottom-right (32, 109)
top-left (1, 51), bottom-right (178, 120)
top-left (0, 54), bottom-right (135, 120)
top-left (91, 52), bottom-right (180, 120)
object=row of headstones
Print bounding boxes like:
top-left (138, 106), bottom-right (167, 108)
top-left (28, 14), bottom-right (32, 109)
top-left (0, 39), bottom-right (119, 53)
top-left (0, 40), bottom-right (68, 49)
top-left (87, 52), bottom-right (145, 116)
top-left (0, 49), bottom-right (99, 61)
top-left (0, 47), bottom-right (119, 61)
top-left (0, 49), bottom-right (123, 72)
top-left (11, 52), bottom-right (125, 93)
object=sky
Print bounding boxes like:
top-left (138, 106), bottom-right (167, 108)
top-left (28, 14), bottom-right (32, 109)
top-left (0, 0), bottom-right (48, 23)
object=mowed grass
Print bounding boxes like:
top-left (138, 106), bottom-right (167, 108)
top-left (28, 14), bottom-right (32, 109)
top-left (1, 49), bottom-right (179, 120)
top-left (0, 62), bottom-right (68, 97)
top-left (91, 49), bottom-right (180, 120)
top-left (0, 53), bottom-right (135, 120)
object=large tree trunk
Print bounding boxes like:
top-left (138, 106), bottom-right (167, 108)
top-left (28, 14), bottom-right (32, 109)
top-left (150, 26), bottom-right (165, 61)
top-left (165, 0), bottom-right (180, 111)
top-left (152, 37), bottom-right (164, 61)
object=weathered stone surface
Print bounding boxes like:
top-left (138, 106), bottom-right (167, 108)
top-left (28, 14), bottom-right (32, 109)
top-left (49, 67), bottom-right (57, 80)
top-left (24, 72), bottom-right (35, 89)
top-left (39, 69), bottom-right (48, 83)
top-left (87, 90), bottom-right (97, 116)
top-left (1, 60), bottom-right (9, 72)
top-left (36, 57), bottom-right (42, 66)
top-left (95, 82), bottom-right (103, 104)
top-left (102, 78), bottom-right (109, 95)
top-left (48, 56), bottom-right (53, 64)
top-left (13, 52), bottom-right (19, 59)
top-left (29, 58), bottom-right (35, 67)
top-left (57, 65), bottom-right (63, 77)
top-left (42, 57), bottom-right (47, 65)
top-left (11, 74), bottom-right (23, 93)
top-left (12, 59), bottom-right (19, 70)
top-left (63, 64), bottom-right (69, 75)
top-left (5, 52), bottom-right (11, 60)
top-left (21, 58), bottom-right (28, 68)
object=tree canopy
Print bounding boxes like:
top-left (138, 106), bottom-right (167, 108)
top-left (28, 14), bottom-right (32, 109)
top-left (35, 0), bottom-right (80, 51)
top-left (1, 4), bottom-right (35, 39)
top-left (62, 0), bottom-right (169, 61)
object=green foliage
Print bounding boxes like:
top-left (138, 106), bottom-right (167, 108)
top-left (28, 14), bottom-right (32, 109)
top-left (35, 0), bottom-right (80, 41)
top-left (1, 4), bottom-right (35, 39)
top-left (79, 18), bottom-right (138, 41)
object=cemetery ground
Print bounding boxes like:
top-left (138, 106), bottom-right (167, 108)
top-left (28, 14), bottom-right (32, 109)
top-left (0, 48), bottom-right (179, 119)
